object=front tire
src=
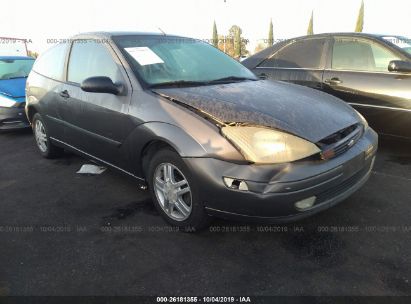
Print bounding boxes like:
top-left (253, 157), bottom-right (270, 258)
top-left (147, 148), bottom-right (212, 231)
top-left (32, 113), bottom-right (62, 158)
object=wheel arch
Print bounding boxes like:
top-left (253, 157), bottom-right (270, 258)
top-left (140, 140), bottom-right (177, 179)
top-left (26, 104), bottom-right (39, 124)
top-left (125, 122), bottom-right (208, 179)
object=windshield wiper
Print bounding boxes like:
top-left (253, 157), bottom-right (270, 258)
top-left (207, 76), bottom-right (258, 84)
top-left (149, 80), bottom-right (209, 88)
top-left (149, 76), bottom-right (258, 88)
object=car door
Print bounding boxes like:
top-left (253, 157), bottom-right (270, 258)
top-left (323, 36), bottom-right (411, 139)
top-left (253, 37), bottom-right (329, 90)
top-left (58, 39), bottom-right (134, 168)
top-left (28, 42), bottom-right (70, 139)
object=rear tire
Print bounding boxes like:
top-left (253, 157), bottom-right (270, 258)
top-left (147, 148), bottom-right (212, 232)
top-left (32, 113), bottom-right (63, 159)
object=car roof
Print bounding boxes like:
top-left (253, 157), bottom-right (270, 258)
top-left (71, 31), bottom-right (187, 39)
top-left (242, 32), bottom-right (410, 68)
top-left (292, 32), bottom-right (401, 39)
top-left (0, 56), bottom-right (34, 60)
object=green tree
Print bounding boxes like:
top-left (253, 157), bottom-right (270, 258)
top-left (355, 0), bottom-right (364, 32)
top-left (27, 50), bottom-right (39, 58)
top-left (212, 20), bottom-right (218, 47)
top-left (217, 34), bottom-right (229, 53)
top-left (254, 41), bottom-right (267, 54)
top-left (307, 11), bottom-right (314, 35)
top-left (234, 27), bottom-right (241, 57)
top-left (227, 25), bottom-right (248, 58)
top-left (268, 18), bottom-right (274, 46)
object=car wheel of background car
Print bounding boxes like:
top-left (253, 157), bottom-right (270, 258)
top-left (147, 148), bottom-right (212, 231)
top-left (32, 113), bottom-right (63, 159)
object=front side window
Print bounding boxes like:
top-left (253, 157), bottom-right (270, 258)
top-left (32, 43), bottom-right (67, 81)
top-left (332, 38), bottom-right (401, 72)
top-left (382, 36), bottom-right (411, 55)
top-left (0, 58), bottom-right (34, 80)
top-left (259, 38), bottom-right (326, 69)
top-left (113, 35), bottom-right (257, 86)
top-left (67, 40), bottom-right (121, 84)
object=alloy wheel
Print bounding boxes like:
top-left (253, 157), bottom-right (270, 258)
top-left (34, 119), bottom-right (48, 153)
top-left (153, 162), bottom-right (192, 221)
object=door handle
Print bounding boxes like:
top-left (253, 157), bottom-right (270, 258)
top-left (324, 77), bottom-right (342, 85)
top-left (258, 73), bottom-right (267, 80)
top-left (59, 90), bottom-right (70, 99)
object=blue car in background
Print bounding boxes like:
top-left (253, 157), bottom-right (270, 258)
top-left (0, 56), bottom-right (35, 130)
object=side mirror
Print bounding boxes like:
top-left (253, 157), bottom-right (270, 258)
top-left (388, 60), bottom-right (411, 73)
top-left (81, 76), bottom-right (124, 95)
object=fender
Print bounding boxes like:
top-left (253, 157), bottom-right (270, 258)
top-left (25, 95), bottom-right (40, 123)
top-left (123, 121), bottom-right (208, 177)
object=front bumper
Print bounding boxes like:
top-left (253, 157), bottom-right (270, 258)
top-left (184, 128), bottom-right (378, 223)
top-left (0, 104), bottom-right (30, 130)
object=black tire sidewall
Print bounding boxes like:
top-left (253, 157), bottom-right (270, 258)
top-left (147, 149), bottom-right (211, 231)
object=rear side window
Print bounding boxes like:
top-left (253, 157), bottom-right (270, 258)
top-left (67, 40), bottom-right (121, 84)
top-left (332, 38), bottom-right (401, 72)
top-left (259, 38), bottom-right (326, 69)
top-left (32, 43), bottom-right (67, 81)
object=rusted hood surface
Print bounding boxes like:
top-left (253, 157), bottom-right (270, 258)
top-left (153, 80), bottom-right (360, 142)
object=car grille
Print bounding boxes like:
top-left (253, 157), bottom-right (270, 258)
top-left (317, 124), bottom-right (363, 160)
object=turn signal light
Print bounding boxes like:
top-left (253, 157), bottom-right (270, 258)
top-left (223, 177), bottom-right (249, 191)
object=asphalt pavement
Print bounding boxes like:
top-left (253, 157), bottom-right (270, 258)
top-left (0, 129), bottom-right (410, 296)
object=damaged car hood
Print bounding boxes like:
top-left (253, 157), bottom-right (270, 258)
top-left (153, 80), bottom-right (361, 143)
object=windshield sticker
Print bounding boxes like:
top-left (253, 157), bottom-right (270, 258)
top-left (125, 47), bottom-right (164, 66)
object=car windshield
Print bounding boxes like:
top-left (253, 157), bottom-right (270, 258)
top-left (0, 58), bottom-right (35, 80)
top-left (382, 36), bottom-right (411, 54)
top-left (113, 35), bottom-right (257, 87)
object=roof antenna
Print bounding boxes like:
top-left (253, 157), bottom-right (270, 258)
top-left (158, 27), bottom-right (166, 36)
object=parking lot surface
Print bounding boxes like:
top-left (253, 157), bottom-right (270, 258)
top-left (0, 129), bottom-right (410, 296)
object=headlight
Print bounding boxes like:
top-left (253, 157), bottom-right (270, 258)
top-left (221, 126), bottom-right (321, 164)
top-left (355, 110), bottom-right (368, 129)
top-left (0, 95), bottom-right (16, 108)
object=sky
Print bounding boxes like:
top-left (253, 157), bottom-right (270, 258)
top-left (1, 0), bottom-right (410, 54)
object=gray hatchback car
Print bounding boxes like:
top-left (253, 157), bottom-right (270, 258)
top-left (26, 32), bottom-right (378, 230)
